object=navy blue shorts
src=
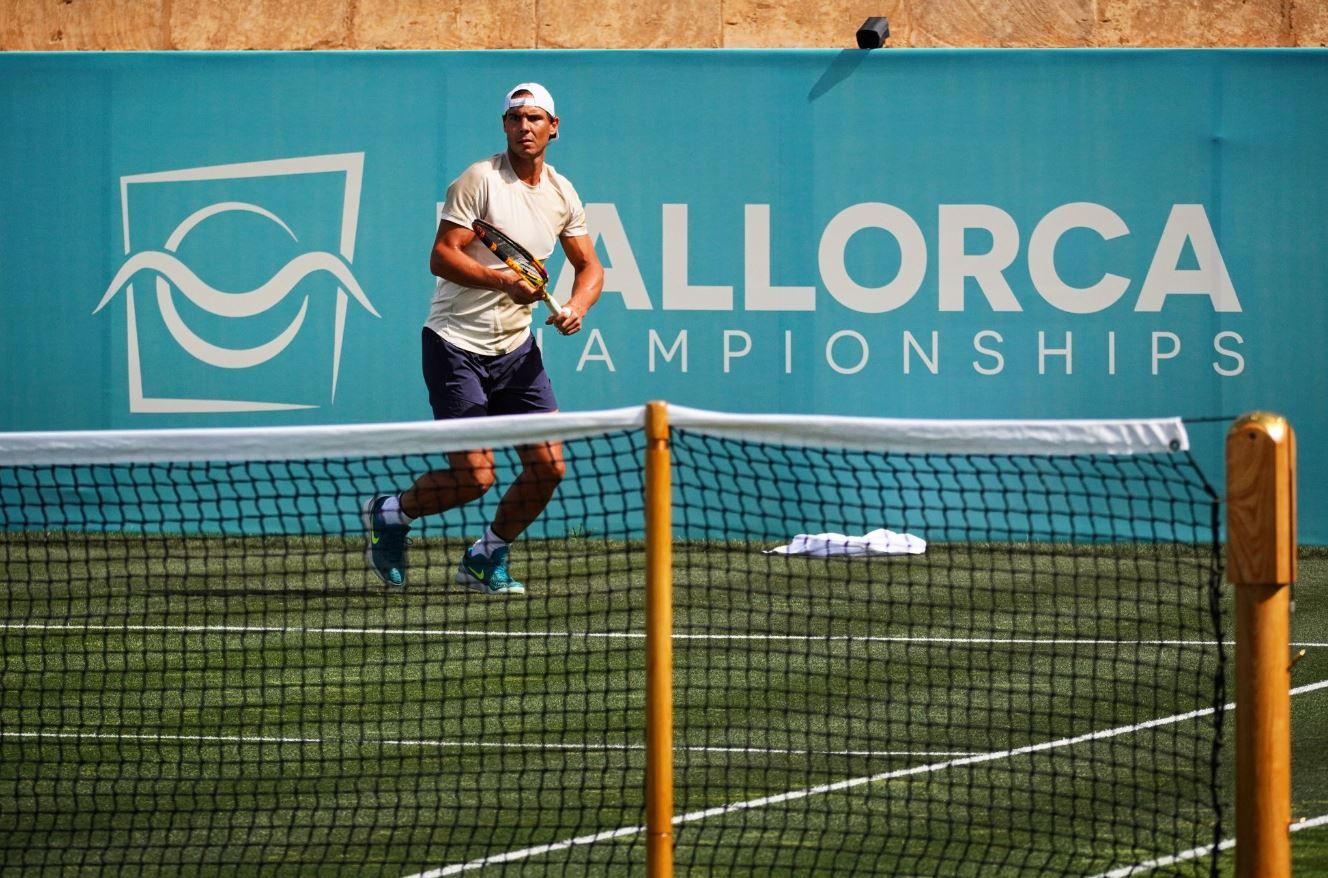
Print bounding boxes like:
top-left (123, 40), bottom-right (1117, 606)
top-left (421, 328), bottom-right (558, 420)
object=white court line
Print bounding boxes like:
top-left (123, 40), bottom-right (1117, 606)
top-left (1089, 837), bottom-right (1235, 877)
top-left (0, 729), bottom-right (976, 760)
top-left (406, 679), bottom-right (1328, 878)
top-left (1088, 812), bottom-right (1328, 877)
top-left (8, 622), bottom-right (1321, 648)
top-left (1297, 813), bottom-right (1328, 832)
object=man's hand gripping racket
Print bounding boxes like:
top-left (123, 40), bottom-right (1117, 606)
top-left (471, 220), bottom-right (572, 328)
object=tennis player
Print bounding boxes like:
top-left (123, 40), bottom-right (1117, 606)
top-left (363, 82), bottom-right (604, 593)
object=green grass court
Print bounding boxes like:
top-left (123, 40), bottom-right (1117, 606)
top-left (1, 534), bottom-right (1325, 876)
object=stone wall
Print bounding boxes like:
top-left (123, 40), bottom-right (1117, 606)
top-left (3, 0), bottom-right (1325, 50)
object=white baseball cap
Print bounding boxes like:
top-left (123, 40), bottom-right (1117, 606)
top-left (503, 82), bottom-right (558, 139)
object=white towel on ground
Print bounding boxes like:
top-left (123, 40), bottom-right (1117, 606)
top-left (763, 528), bottom-right (927, 557)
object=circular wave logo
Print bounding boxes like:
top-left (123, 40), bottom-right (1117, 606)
top-left (96, 153), bottom-right (379, 414)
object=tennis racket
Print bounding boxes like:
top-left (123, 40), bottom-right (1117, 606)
top-left (471, 219), bottom-right (564, 314)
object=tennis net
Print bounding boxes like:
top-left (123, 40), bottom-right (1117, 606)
top-left (664, 409), bottom-right (1225, 877)
top-left (0, 405), bottom-right (1226, 876)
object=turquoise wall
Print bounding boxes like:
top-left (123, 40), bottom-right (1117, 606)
top-left (1, 50), bottom-right (1324, 539)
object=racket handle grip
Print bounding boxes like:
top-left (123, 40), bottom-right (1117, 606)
top-left (541, 288), bottom-right (564, 314)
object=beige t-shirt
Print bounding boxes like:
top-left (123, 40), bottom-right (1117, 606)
top-left (426, 152), bottom-right (589, 355)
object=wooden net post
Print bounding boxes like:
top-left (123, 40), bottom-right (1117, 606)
top-left (644, 401), bottom-right (674, 877)
top-left (1226, 413), bottom-right (1297, 878)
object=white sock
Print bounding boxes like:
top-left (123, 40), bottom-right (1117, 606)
top-left (380, 494), bottom-right (413, 527)
top-left (471, 526), bottom-right (509, 557)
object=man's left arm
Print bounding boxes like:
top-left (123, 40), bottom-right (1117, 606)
top-left (545, 234), bottom-right (603, 336)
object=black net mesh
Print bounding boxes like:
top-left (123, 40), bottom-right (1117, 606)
top-left (0, 413), bottom-right (1227, 876)
top-left (668, 428), bottom-right (1226, 877)
top-left (1, 430), bottom-right (649, 877)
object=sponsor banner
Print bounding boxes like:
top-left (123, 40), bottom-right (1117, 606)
top-left (1, 50), bottom-right (1325, 538)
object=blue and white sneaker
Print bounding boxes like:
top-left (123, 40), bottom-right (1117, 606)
top-left (362, 495), bottom-right (410, 587)
top-left (455, 545), bottom-right (525, 595)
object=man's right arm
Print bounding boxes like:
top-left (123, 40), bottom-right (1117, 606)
top-left (430, 220), bottom-right (542, 306)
